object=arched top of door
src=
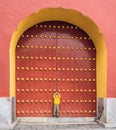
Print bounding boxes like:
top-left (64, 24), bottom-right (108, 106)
top-left (10, 7), bottom-right (107, 98)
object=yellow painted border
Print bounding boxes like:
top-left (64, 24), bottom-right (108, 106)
top-left (10, 8), bottom-right (107, 97)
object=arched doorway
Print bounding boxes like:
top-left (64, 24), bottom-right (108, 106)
top-left (16, 21), bottom-right (96, 117)
top-left (10, 8), bottom-right (107, 121)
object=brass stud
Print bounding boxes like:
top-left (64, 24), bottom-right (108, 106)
top-left (57, 46), bottom-right (61, 49)
top-left (26, 89), bottom-right (29, 92)
top-left (26, 45), bottom-right (29, 48)
top-left (93, 79), bottom-right (96, 81)
top-left (40, 111), bottom-right (43, 114)
top-left (35, 67), bottom-right (38, 70)
top-left (88, 100), bottom-right (92, 103)
top-left (21, 89), bottom-right (25, 92)
top-left (30, 89), bottom-right (34, 92)
top-left (62, 68), bottom-right (65, 71)
top-left (66, 78), bottom-right (70, 82)
top-left (48, 25), bottom-right (51, 28)
top-left (30, 56), bottom-right (34, 59)
top-left (26, 67), bottom-right (29, 70)
top-left (17, 111), bottom-right (20, 114)
top-left (80, 89), bottom-right (83, 92)
top-left (30, 111), bottom-right (34, 114)
top-left (84, 100), bottom-right (87, 103)
top-left (80, 100), bottom-right (83, 103)
top-left (76, 89), bottom-right (78, 92)
top-left (26, 78), bottom-right (29, 81)
top-left (21, 100), bottom-right (24, 103)
top-left (93, 100), bottom-right (96, 103)
top-left (40, 25), bottom-right (43, 28)
top-left (26, 100), bottom-right (29, 103)
top-left (22, 35), bottom-right (24, 37)
top-left (76, 100), bottom-right (79, 103)
top-left (21, 111), bottom-right (24, 114)
top-left (84, 110), bottom-right (87, 113)
top-left (66, 47), bottom-right (70, 50)
top-left (66, 68), bottom-right (70, 71)
top-left (84, 89), bottom-right (87, 92)
top-left (62, 100), bottom-right (65, 103)
top-left (62, 26), bottom-right (65, 28)
top-left (93, 110), bottom-right (96, 113)
top-left (93, 89), bottom-right (96, 92)
top-left (16, 100), bottom-right (20, 103)
top-left (71, 57), bottom-right (74, 60)
top-left (30, 78), bottom-right (34, 81)
top-left (84, 37), bottom-right (87, 40)
top-left (53, 78), bottom-right (56, 81)
top-left (66, 26), bottom-right (69, 29)
top-left (84, 79), bottom-right (87, 81)
top-left (75, 110), bottom-right (79, 114)
top-left (26, 111), bottom-right (29, 114)
top-left (67, 89), bottom-right (70, 92)
top-left (80, 110), bottom-right (83, 113)
top-left (53, 57), bottom-right (56, 60)
top-left (48, 100), bottom-right (51, 103)
top-left (88, 89), bottom-right (92, 92)
top-left (35, 89), bottom-right (38, 92)
top-left (75, 26), bottom-right (78, 29)
top-left (53, 25), bottom-right (56, 28)
top-left (21, 78), bottom-right (25, 81)
top-left (71, 26), bottom-right (74, 29)
top-left (40, 100), bottom-right (43, 103)
top-left (80, 79), bottom-right (83, 81)
top-left (71, 100), bottom-right (74, 103)
top-left (16, 78), bottom-right (20, 81)
top-left (62, 78), bottom-right (65, 82)
top-left (48, 57), bottom-right (52, 60)
top-left (39, 78), bottom-right (43, 81)
top-left (35, 78), bottom-right (38, 81)
top-left (26, 35), bottom-right (29, 38)
top-left (49, 89), bottom-right (52, 92)
top-left (40, 89), bottom-right (43, 92)
top-left (49, 78), bottom-right (52, 81)
top-left (21, 45), bottom-right (24, 48)
top-left (30, 100), bottom-right (34, 103)
top-left (21, 56), bottom-right (24, 59)
top-left (67, 100), bottom-right (70, 103)
top-left (17, 89), bottom-right (20, 92)
top-left (44, 25), bottom-right (47, 28)
top-left (31, 35), bottom-right (33, 38)
top-left (35, 111), bottom-right (38, 114)
top-left (75, 68), bottom-right (78, 71)
top-left (71, 110), bottom-right (74, 114)
top-left (62, 46), bottom-right (65, 50)
top-left (71, 89), bottom-right (74, 92)
top-left (89, 110), bottom-right (92, 113)
top-left (35, 35), bottom-right (38, 38)
top-left (66, 57), bottom-right (70, 60)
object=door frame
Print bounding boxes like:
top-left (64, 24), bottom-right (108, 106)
top-left (9, 7), bottom-right (107, 120)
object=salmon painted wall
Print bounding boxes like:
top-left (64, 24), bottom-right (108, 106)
top-left (0, 0), bottom-right (116, 97)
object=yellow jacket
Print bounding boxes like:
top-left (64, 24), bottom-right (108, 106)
top-left (53, 92), bottom-right (61, 105)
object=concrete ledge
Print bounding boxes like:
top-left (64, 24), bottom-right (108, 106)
top-left (0, 120), bottom-right (18, 130)
top-left (17, 117), bottom-right (96, 124)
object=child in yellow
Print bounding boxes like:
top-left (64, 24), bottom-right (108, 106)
top-left (53, 92), bottom-right (61, 117)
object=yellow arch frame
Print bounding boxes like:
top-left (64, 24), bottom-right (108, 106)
top-left (10, 8), bottom-right (107, 98)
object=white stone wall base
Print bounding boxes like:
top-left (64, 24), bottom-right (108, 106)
top-left (0, 120), bottom-right (17, 129)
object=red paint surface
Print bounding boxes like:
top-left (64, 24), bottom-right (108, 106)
top-left (0, 0), bottom-right (116, 97)
top-left (16, 21), bottom-right (96, 117)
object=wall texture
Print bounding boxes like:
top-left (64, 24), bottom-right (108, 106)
top-left (0, 0), bottom-right (116, 97)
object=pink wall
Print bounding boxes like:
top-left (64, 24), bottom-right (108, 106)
top-left (0, 0), bottom-right (116, 97)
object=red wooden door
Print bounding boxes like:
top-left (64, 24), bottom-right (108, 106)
top-left (16, 21), bottom-right (96, 117)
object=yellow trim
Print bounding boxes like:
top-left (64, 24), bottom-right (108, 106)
top-left (10, 8), bottom-right (107, 97)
